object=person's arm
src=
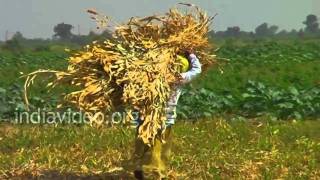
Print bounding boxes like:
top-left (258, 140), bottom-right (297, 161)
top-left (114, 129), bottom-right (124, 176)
top-left (179, 54), bottom-right (202, 84)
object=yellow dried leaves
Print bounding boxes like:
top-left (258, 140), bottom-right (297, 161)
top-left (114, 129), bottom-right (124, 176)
top-left (24, 4), bottom-right (215, 146)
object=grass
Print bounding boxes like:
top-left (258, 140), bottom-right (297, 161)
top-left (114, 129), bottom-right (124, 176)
top-left (0, 119), bottom-right (319, 179)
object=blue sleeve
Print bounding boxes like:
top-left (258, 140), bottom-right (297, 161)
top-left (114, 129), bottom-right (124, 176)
top-left (180, 54), bottom-right (202, 83)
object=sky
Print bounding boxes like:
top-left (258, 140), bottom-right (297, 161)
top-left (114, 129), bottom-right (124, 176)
top-left (0, 0), bottom-right (318, 40)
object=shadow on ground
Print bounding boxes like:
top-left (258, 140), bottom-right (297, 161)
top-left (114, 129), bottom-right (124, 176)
top-left (5, 170), bottom-right (136, 180)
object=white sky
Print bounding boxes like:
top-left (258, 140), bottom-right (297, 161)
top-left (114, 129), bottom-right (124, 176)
top-left (0, 0), bottom-right (317, 40)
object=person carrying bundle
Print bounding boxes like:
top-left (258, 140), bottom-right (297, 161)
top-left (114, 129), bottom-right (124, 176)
top-left (131, 50), bottom-right (202, 179)
top-left (23, 5), bottom-right (213, 179)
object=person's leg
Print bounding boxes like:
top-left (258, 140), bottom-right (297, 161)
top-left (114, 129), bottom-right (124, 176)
top-left (132, 88), bottom-right (180, 178)
top-left (132, 135), bottom-right (167, 179)
top-left (161, 125), bottom-right (173, 167)
top-left (141, 133), bottom-right (166, 178)
top-left (156, 88), bottom-right (180, 177)
top-left (132, 135), bottom-right (147, 168)
top-left (130, 117), bottom-right (146, 178)
top-left (139, 126), bottom-right (174, 179)
top-left (132, 120), bottom-right (166, 179)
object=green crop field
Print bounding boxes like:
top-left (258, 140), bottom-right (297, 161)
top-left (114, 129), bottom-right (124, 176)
top-left (2, 40), bottom-right (319, 120)
top-left (0, 39), bottom-right (319, 179)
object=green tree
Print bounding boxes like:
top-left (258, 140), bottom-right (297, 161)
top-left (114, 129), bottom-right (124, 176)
top-left (303, 14), bottom-right (319, 34)
top-left (1, 31), bottom-right (27, 52)
top-left (255, 23), bottom-right (278, 37)
top-left (53, 23), bottom-right (74, 40)
top-left (2, 38), bottom-right (23, 52)
top-left (224, 26), bottom-right (241, 37)
top-left (269, 25), bottom-right (279, 35)
top-left (12, 31), bottom-right (25, 41)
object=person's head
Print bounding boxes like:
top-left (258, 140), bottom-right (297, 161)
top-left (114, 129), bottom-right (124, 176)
top-left (176, 54), bottom-right (190, 73)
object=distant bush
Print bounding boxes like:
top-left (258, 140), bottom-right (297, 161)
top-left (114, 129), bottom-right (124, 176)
top-left (33, 45), bottom-right (51, 52)
top-left (1, 39), bottom-right (24, 53)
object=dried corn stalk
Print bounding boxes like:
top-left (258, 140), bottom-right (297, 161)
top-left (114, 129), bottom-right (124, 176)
top-left (24, 4), bottom-right (215, 145)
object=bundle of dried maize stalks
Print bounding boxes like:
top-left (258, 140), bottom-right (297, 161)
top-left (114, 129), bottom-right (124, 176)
top-left (24, 4), bottom-right (215, 145)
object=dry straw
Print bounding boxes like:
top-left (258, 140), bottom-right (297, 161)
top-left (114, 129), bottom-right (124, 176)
top-left (24, 4), bottom-right (216, 145)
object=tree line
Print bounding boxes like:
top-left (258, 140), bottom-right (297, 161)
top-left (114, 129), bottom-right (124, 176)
top-left (212, 14), bottom-right (320, 39)
top-left (1, 14), bottom-right (319, 52)
top-left (0, 23), bottom-right (112, 52)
